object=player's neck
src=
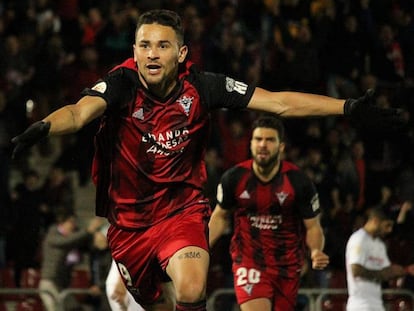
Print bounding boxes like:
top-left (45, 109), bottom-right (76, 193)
top-left (139, 71), bottom-right (178, 99)
top-left (363, 224), bottom-right (377, 238)
top-left (253, 161), bottom-right (280, 183)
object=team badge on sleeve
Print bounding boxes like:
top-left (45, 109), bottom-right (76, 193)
top-left (311, 194), bottom-right (320, 212)
top-left (92, 81), bottom-right (107, 93)
top-left (225, 77), bottom-right (248, 95)
top-left (216, 183), bottom-right (223, 204)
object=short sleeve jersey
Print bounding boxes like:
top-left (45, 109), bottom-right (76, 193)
top-left (81, 58), bottom-right (255, 229)
top-left (345, 228), bottom-right (390, 310)
top-left (216, 159), bottom-right (320, 278)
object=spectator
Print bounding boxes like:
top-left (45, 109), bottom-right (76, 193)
top-left (8, 169), bottom-right (43, 286)
top-left (0, 34), bottom-right (35, 104)
top-left (184, 14), bottom-right (210, 70)
top-left (390, 201), bottom-right (414, 291)
top-left (302, 146), bottom-right (329, 207)
top-left (40, 164), bottom-right (75, 229)
top-left (0, 89), bottom-right (13, 210)
top-left (351, 139), bottom-right (367, 210)
top-left (80, 7), bottom-right (105, 48)
top-left (326, 14), bottom-right (367, 99)
top-left (95, 5), bottom-right (136, 68)
top-left (0, 89), bottom-right (13, 269)
top-left (217, 110), bottom-right (253, 171)
top-left (280, 21), bottom-right (321, 92)
top-left (59, 46), bottom-right (102, 185)
top-left (371, 23), bottom-right (405, 84)
top-left (39, 210), bottom-right (103, 311)
top-left (87, 222), bottom-right (113, 311)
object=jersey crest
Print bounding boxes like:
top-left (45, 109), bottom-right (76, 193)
top-left (177, 95), bottom-right (194, 116)
top-left (275, 191), bottom-right (289, 205)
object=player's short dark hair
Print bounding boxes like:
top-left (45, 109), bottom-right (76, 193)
top-left (136, 9), bottom-right (184, 46)
top-left (252, 115), bottom-right (285, 141)
top-left (367, 207), bottom-right (393, 221)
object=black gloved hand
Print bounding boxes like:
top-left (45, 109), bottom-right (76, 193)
top-left (11, 121), bottom-right (51, 159)
top-left (344, 89), bottom-right (406, 133)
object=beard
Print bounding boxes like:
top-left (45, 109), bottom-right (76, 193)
top-left (253, 152), bottom-right (280, 170)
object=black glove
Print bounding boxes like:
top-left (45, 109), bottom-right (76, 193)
top-left (11, 121), bottom-right (51, 159)
top-left (344, 89), bottom-right (406, 133)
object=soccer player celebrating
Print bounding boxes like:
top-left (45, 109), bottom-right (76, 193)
top-left (209, 116), bottom-right (329, 311)
top-left (12, 9), bottom-right (404, 311)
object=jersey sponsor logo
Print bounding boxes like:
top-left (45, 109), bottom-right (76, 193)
top-left (142, 128), bottom-right (190, 156)
top-left (132, 108), bottom-right (144, 120)
top-left (239, 190), bottom-right (250, 199)
top-left (91, 81), bottom-right (107, 93)
top-left (177, 95), bottom-right (194, 116)
top-left (249, 214), bottom-right (282, 230)
top-left (275, 191), bottom-right (288, 205)
top-left (367, 255), bottom-right (385, 266)
top-left (225, 77), bottom-right (248, 95)
top-left (311, 193), bottom-right (320, 212)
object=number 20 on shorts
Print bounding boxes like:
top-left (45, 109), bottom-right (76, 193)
top-left (236, 267), bottom-right (261, 286)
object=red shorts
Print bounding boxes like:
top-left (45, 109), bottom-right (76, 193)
top-left (107, 203), bottom-right (210, 305)
top-left (232, 264), bottom-right (300, 311)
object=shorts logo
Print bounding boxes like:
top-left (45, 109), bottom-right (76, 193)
top-left (177, 95), bottom-right (193, 116)
top-left (91, 81), bottom-right (107, 93)
top-left (243, 284), bottom-right (254, 296)
top-left (225, 77), bottom-right (248, 95)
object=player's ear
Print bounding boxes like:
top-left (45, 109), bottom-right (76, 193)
top-left (279, 142), bottom-right (286, 153)
top-left (133, 44), bottom-right (138, 62)
top-left (178, 45), bottom-right (188, 63)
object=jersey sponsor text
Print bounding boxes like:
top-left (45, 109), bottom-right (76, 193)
top-left (249, 214), bottom-right (283, 230)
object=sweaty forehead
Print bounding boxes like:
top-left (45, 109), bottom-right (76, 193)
top-left (136, 24), bottom-right (178, 43)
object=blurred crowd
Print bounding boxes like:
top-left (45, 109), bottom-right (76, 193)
top-left (1, 0), bottom-right (414, 308)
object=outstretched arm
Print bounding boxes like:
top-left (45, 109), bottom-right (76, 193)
top-left (43, 95), bottom-right (106, 134)
top-left (247, 88), bottom-right (344, 117)
top-left (247, 88), bottom-right (405, 132)
top-left (11, 95), bottom-right (106, 158)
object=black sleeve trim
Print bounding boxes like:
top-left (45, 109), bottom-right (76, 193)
top-left (81, 68), bottom-right (138, 112)
top-left (218, 166), bottom-right (245, 210)
top-left (196, 72), bottom-right (256, 110)
top-left (288, 170), bottom-right (320, 219)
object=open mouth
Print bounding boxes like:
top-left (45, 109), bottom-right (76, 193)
top-left (147, 64), bottom-right (161, 74)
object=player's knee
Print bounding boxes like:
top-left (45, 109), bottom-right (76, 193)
top-left (174, 280), bottom-right (206, 302)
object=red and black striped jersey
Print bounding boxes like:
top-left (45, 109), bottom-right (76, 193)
top-left (81, 58), bottom-right (255, 229)
top-left (217, 159), bottom-right (320, 278)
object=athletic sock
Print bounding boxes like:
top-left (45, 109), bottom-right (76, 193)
top-left (175, 300), bottom-right (206, 311)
